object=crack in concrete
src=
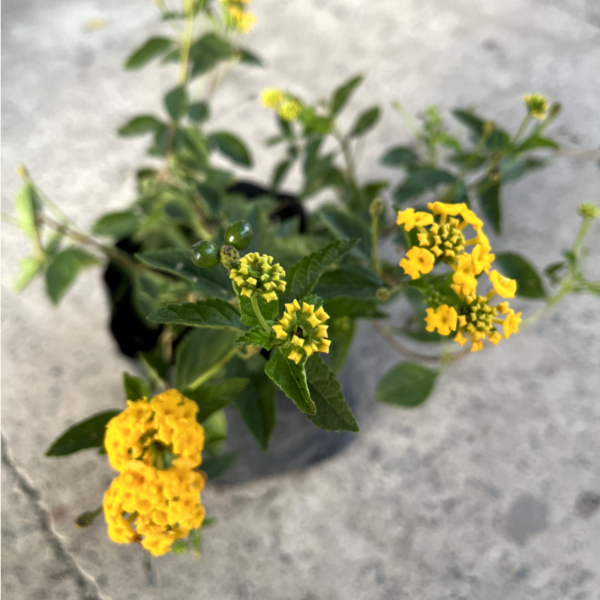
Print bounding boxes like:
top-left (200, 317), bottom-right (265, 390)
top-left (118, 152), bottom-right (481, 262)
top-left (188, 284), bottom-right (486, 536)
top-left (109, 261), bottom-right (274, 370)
top-left (1, 431), bottom-right (111, 600)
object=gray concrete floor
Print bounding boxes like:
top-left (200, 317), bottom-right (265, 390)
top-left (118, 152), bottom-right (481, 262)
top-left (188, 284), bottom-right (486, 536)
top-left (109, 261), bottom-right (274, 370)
top-left (2, 0), bottom-right (600, 598)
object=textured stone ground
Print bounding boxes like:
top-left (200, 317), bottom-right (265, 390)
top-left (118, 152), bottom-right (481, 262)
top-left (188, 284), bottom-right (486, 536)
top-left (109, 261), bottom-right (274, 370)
top-left (2, 0), bottom-right (600, 598)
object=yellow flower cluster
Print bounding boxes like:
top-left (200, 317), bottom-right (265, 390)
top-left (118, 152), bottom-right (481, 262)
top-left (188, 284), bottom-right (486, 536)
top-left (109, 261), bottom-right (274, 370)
top-left (523, 93), bottom-right (549, 120)
top-left (273, 300), bottom-right (331, 364)
top-left (103, 389), bottom-right (206, 556)
top-left (229, 252), bottom-right (286, 303)
top-left (260, 88), bottom-right (303, 122)
top-left (103, 462), bottom-right (205, 556)
top-left (105, 389), bottom-right (204, 472)
top-left (397, 202), bottom-right (521, 352)
top-left (220, 0), bottom-right (256, 33)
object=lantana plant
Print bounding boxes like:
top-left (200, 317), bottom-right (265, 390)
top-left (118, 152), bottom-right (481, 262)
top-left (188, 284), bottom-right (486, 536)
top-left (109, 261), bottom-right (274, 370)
top-left (5, 0), bottom-right (598, 558)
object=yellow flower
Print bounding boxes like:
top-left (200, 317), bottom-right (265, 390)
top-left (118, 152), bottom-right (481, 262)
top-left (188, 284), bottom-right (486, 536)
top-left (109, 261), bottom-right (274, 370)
top-left (230, 252), bottom-right (286, 303)
top-left (278, 99), bottom-right (303, 122)
top-left (427, 202), bottom-right (467, 217)
top-left (502, 309), bottom-right (522, 338)
top-left (488, 331), bottom-right (503, 346)
top-left (459, 206), bottom-right (484, 231)
top-left (396, 208), bottom-right (434, 232)
top-left (105, 389), bottom-right (204, 473)
top-left (489, 270), bottom-right (517, 299)
top-left (424, 305), bottom-right (458, 336)
top-left (454, 330), bottom-right (468, 346)
top-left (451, 254), bottom-right (478, 297)
top-left (470, 244), bottom-right (495, 274)
top-left (523, 93), bottom-right (549, 120)
top-left (274, 300), bottom-right (330, 364)
top-left (399, 246), bottom-right (435, 280)
top-left (103, 462), bottom-right (205, 556)
top-left (260, 88), bottom-right (284, 110)
top-left (226, 6), bottom-right (256, 33)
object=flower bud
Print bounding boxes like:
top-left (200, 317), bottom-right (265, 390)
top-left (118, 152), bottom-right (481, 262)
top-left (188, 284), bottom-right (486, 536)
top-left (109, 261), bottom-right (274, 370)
top-left (369, 197), bottom-right (384, 217)
top-left (578, 203), bottom-right (599, 220)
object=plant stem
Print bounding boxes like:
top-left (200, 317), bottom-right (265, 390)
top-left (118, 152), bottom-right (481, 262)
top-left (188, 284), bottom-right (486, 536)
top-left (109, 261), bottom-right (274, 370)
top-left (186, 347), bottom-right (239, 392)
top-left (371, 212), bottom-right (381, 276)
top-left (513, 114), bottom-right (532, 145)
top-left (370, 320), bottom-right (468, 364)
top-left (251, 294), bottom-right (272, 333)
top-left (178, 0), bottom-right (195, 85)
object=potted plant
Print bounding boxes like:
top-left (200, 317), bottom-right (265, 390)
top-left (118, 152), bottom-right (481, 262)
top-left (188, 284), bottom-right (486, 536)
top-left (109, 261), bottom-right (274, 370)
top-left (6, 0), bottom-right (599, 558)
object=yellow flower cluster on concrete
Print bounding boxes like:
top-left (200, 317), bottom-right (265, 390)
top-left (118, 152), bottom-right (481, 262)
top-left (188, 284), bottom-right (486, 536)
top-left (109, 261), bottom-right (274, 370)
top-left (523, 93), bottom-right (549, 120)
top-left (103, 389), bottom-right (206, 556)
top-left (397, 201), bottom-right (521, 352)
top-left (103, 462), bottom-right (205, 556)
top-left (272, 300), bottom-right (331, 364)
top-left (229, 252), bottom-right (286, 303)
top-left (260, 88), bottom-right (303, 122)
top-left (220, 0), bottom-right (256, 33)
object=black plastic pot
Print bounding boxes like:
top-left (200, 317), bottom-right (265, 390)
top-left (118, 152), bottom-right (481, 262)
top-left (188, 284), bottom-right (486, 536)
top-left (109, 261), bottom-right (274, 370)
top-left (103, 181), bottom-right (367, 484)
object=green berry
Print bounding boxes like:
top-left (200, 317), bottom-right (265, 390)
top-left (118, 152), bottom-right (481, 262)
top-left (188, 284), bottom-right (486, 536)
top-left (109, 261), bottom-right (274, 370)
top-left (190, 241), bottom-right (220, 268)
top-left (224, 220), bottom-right (253, 251)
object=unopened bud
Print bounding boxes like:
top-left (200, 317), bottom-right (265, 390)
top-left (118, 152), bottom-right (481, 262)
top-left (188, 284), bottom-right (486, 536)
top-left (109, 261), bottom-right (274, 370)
top-left (549, 102), bottom-right (562, 118)
top-left (219, 245), bottom-right (240, 269)
top-left (369, 197), bottom-right (383, 217)
top-left (15, 164), bottom-right (27, 178)
top-left (578, 203), bottom-right (599, 220)
top-left (74, 507), bottom-right (102, 529)
top-left (483, 121), bottom-right (495, 136)
top-left (376, 287), bottom-right (390, 302)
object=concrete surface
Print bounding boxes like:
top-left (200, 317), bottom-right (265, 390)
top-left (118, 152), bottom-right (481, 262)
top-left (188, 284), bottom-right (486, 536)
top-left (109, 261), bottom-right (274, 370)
top-left (2, 0), bottom-right (600, 598)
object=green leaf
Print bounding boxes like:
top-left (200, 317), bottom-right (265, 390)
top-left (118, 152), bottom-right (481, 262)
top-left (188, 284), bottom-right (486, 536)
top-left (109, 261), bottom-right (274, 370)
top-left (350, 106), bottom-right (381, 137)
top-left (393, 168), bottom-right (456, 205)
top-left (117, 115), bottom-right (163, 137)
top-left (46, 410), bottom-right (120, 456)
top-left (208, 132), bottom-right (252, 167)
top-left (452, 109), bottom-right (485, 137)
top-left (327, 317), bottom-right (355, 373)
top-left (544, 261), bottom-right (566, 285)
top-left (376, 362), bottom-right (438, 407)
top-left (15, 183), bottom-right (42, 240)
top-left (331, 74), bottom-right (363, 116)
top-left (92, 211), bottom-right (138, 238)
top-left (202, 410), bottom-right (228, 446)
top-left (477, 178), bottom-right (501, 235)
top-left (281, 238), bottom-right (359, 305)
top-left (494, 252), bottom-right (546, 299)
top-left (136, 249), bottom-right (233, 299)
top-left (45, 248), bottom-right (100, 304)
top-left (238, 293), bottom-right (279, 328)
top-left (164, 86), bottom-right (187, 122)
top-left (190, 33), bottom-right (233, 78)
top-left (123, 372), bottom-right (150, 401)
top-left (228, 355), bottom-right (276, 451)
top-left (187, 378), bottom-right (249, 422)
top-left (237, 47), bottom-right (263, 66)
top-left (14, 255), bottom-right (44, 292)
top-left (175, 329), bottom-right (239, 390)
top-left (517, 135), bottom-right (559, 152)
top-left (148, 299), bottom-right (245, 331)
top-left (201, 452), bottom-right (238, 480)
top-left (271, 159), bottom-right (292, 192)
top-left (314, 265), bottom-right (383, 300)
top-left (305, 355), bottom-right (358, 432)
top-left (380, 146), bottom-right (420, 168)
top-left (234, 327), bottom-right (275, 350)
top-left (265, 349), bottom-right (315, 415)
top-left (125, 37), bottom-right (173, 70)
top-left (318, 206), bottom-right (371, 258)
top-left (188, 101), bottom-right (210, 123)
